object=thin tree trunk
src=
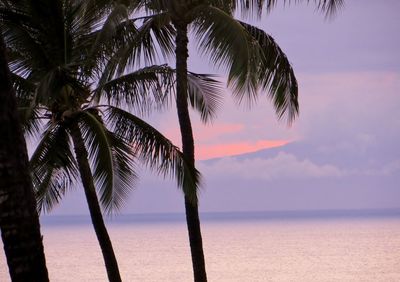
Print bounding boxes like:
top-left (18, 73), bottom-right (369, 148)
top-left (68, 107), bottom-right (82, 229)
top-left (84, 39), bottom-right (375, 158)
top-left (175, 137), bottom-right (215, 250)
top-left (174, 22), bottom-right (207, 282)
top-left (0, 32), bottom-right (49, 281)
top-left (69, 123), bottom-right (122, 282)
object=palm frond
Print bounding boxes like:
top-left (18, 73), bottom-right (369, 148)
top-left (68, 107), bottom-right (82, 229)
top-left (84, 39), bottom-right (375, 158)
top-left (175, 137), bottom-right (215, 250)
top-left (187, 72), bottom-right (223, 123)
top-left (137, 0), bottom-right (172, 15)
top-left (76, 110), bottom-right (114, 211)
top-left (9, 73), bottom-right (43, 136)
top-left (104, 105), bottom-right (201, 203)
top-left (105, 130), bottom-right (138, 213)
top-left (140, 12), bottom-right (175, 60)
top-left (30, 122), bottom-right (78, 213)
top-left (88, 3), bottom-right (129, 61)
top-left (18, 106), bottom-right (44, 138)
top-left (193, 6), bottom-right (298, 123)
top-left (217, 0), bottom-right (265, 17)
top-left (63, 1), bottom-right (130, 80)
top-left (77, 109), bottom-right (136, 213)
top-left (209, 0), bottom-right (344, 18)
top-left (95, 64), bottom-right (175, 115)
top-left (193, 6), bottom-right (260, 102)
top-left (80, 0), bottom-right (119, 26)
top-left (1, 7), bottom-right (52, 73)
top-left (266, 0), bottom-right (344, 18)
top-left (86, 18), bottom-right (140, 90)
top-left (240, 21), bottom-right (298, 123)
top-left (10, 72), bottom-right (35, 98)
top-left (114, 12), bottom-right (175, 74)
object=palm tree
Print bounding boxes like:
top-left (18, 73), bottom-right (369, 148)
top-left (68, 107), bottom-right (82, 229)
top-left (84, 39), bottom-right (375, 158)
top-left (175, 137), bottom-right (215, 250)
top-left (1, 1), bottom-right (199, 281)
top-left (116, 0), bottom-right (344, 281)
top-left (0, 32), bottom-right (49, 281)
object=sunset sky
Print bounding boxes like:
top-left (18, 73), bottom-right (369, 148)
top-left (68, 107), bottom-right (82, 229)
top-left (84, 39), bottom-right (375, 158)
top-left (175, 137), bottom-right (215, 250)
top-left (50, 0), bottom-right (400, 215)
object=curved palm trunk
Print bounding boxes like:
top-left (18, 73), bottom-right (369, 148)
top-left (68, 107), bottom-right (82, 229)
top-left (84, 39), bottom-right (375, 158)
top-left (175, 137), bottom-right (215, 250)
top-left (175, 22), bottom-right (207, 282)
top-left (69, 124), bottom-right (122, 282)
top-left (0, 33), bottom-right (49, 281)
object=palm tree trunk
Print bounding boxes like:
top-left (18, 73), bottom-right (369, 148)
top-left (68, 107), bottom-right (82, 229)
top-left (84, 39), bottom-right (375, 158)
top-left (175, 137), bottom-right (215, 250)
top-left (69, 123), bottom-right (122, 282)
top-left (0, 32), bottom-right (49, 281)
top-left (174, 22), bottom-right (208, 282)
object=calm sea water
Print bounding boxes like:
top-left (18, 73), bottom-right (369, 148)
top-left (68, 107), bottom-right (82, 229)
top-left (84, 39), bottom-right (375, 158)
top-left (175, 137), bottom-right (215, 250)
top-left (1, 211), bottom-right (400, 281)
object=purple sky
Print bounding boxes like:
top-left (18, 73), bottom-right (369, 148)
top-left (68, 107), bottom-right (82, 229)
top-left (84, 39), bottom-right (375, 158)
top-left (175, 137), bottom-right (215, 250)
top-left (50, 0), bottom-right (400, 215)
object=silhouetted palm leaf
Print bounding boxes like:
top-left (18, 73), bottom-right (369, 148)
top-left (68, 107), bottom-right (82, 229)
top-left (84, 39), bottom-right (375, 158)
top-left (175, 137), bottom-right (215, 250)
top-left (30, 123), bottom-right (78, 213)
top-left (187, 72), bottom-right (223, 123)
top-left (104, 105), bottom-right (200, 202)
top-left (76, 109), bottom-right (136, 213)
top-left (239, 21), bottom-right (298, 123)
top-left (95, 64), bottom-right (174, 114)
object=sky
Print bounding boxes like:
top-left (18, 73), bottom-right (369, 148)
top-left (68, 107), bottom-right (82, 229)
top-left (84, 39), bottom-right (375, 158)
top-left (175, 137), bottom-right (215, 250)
top-left (50, 0), bottom-right (400, 216)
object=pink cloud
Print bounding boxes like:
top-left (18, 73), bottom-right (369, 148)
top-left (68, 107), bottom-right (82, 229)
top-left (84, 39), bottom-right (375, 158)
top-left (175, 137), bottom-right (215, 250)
top-left (196, 140), bottom-right (290, 160)
top-left (160, 120), bottom-right (291, 160)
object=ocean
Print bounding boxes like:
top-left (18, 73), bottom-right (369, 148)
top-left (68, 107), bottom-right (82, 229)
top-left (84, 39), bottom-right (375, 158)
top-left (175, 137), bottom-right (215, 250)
top-left (1, 210), bottom-right (400, 281)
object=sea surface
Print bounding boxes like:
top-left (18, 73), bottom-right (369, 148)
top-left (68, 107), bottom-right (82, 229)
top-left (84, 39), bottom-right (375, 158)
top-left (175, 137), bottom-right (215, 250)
top-left (1, 210), bottom-right (400, 281)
